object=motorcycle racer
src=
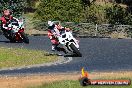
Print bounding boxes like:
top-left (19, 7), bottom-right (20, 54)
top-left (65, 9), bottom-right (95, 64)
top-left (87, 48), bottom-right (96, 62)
top-left (47, 21), bottom-right (69, 53)
top-left (0, 9), bottom-right (19, 40)
top-left (0, 9), bottom-right (29, 43)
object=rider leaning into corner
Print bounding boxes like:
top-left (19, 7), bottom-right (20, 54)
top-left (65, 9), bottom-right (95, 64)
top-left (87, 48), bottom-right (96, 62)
top-left (0, 9), bottom-right (19, 40)
top-left (47, 21), bottom-right (70, 53)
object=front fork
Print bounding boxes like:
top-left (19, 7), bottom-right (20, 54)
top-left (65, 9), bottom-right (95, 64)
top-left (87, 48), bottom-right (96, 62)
top-left (15, 29), bottom-right (24, 40)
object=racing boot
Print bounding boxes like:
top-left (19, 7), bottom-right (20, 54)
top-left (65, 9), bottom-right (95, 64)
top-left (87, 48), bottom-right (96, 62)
top-left (52, 44), bottom-right (57, 51)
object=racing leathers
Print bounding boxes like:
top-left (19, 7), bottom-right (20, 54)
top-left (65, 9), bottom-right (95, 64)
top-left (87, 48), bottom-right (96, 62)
top-left (48, 24), bottom-right (68, 53)
top-left (0, 15), bottom-right (19, 40)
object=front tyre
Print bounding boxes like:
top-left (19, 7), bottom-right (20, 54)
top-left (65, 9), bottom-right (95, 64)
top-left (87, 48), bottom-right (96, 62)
top-left (20, 32), bottom-right (29, 44)
top-left (3, 31), bottom-right (16, 42)
top-left (70, 43), bottom-right (82, 57)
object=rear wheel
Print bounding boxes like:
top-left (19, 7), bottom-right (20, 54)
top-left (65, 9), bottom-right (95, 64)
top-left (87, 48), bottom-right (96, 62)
top-left (69, 43), bottom-right (82, 57)
top-left (20, 32), bottom-right (29, 44)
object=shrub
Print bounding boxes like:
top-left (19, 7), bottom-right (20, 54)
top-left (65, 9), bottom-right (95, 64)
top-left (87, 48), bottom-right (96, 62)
top-left (34, 0), bottom-right (85, 22)
top-left (0, 0), bottom-right (26, 17)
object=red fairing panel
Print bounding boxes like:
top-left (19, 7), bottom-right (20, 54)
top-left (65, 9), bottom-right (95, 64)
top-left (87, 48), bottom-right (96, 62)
top-left (18, 28), bottom-right (24, 33)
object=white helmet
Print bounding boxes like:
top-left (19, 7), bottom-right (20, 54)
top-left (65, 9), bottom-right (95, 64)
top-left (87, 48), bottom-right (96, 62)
top-left (48, 21), bottom-right (54, 26)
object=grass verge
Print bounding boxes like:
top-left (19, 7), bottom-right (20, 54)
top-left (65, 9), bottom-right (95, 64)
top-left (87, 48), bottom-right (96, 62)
top-left (0, 71), bottom-right (132, 88)
top-left (0, 47), bottom-right (57, 68)
top-left (29, 71), bottom-right (132, 88)
top-left (30, 80), bottom-right (132, 88)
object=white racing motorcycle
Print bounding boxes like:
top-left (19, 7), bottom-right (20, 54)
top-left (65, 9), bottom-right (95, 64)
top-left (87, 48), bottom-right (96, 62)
top-left (58, 29), bottom-right (82, 57)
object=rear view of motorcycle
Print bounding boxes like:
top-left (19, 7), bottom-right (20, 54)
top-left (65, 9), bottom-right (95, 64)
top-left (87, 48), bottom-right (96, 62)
top-left (58, 30), bottom-right (82, 57)
top-left (3, 18), bottom-right (29, 44)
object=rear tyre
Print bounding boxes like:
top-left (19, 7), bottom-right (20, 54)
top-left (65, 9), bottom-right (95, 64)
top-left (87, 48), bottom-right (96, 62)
top-left (70, 43), bottom-right (82, 57)
top-left (20, 32), bottom-right (29, 44)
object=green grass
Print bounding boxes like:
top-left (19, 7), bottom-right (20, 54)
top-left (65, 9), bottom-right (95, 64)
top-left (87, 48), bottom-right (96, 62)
top-left (29, 72), bottom-right (132, 88)
top-left (30, 80), bottom-right (131, 88)
top-left (0, 47), bottom-right (57, 68)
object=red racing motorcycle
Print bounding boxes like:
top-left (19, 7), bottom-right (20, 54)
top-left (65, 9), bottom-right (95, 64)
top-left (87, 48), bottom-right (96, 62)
top-left (4, 18), bottom-right (29, 44)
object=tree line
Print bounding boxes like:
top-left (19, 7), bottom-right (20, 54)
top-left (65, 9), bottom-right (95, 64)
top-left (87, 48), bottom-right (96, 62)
top-left (0, 0), bottom-right (132, 25)
top-left (34, 0), bottom-right (132, 25)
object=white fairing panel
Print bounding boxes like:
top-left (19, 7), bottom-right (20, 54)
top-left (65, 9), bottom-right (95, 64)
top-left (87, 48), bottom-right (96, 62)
top-left (12, 25), bottom-right (19, 33)
top-left (58, 30), bottom-right (79, 51)
top-left (9, 19), bottom-right (24, 33)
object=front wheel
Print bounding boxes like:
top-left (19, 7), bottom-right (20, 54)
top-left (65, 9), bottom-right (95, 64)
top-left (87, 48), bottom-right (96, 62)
top-left (20, 32), bottom-right (29, 44)
top-left (3, 31), bottom-right (16, 42)
top-left (69, 43), bottom-right (82, 57)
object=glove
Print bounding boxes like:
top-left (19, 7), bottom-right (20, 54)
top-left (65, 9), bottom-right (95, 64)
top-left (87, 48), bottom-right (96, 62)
top-left (53, 32), bottom-right (56, 36)
top-left (7, 27), bottom-right (12, 30)
top-left (49, 36), bottom-right (52, 39)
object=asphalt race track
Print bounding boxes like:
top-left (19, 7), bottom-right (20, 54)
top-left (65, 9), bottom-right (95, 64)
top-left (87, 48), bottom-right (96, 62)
top-left (0, 35), bottom-right (132, 75)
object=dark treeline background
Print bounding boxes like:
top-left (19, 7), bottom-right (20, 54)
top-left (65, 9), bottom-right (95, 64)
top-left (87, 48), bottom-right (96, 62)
top-left (0, 0), bottom-right (132, 25)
